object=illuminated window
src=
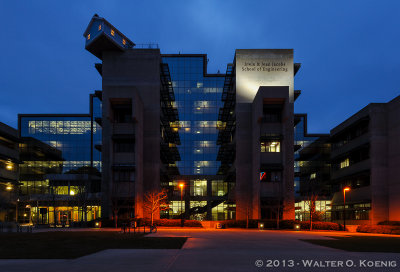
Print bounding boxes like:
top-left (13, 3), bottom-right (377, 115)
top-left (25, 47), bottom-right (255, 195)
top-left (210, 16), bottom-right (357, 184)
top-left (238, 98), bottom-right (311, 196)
top-left (310, 173), bottom-right (316, 179)
top-left (111, 29), bottom-right (115, 36)
top-left (340, 158), bottom-right (350, 169)
top-left (98, 24), bottom-right (101, 31)
top-left (87, 34), bottom-right (90, 40)
top-left (190, 180), bottom-right (207, 196)
top-left (261, 141), bottom-right (281, 152)
top-left (211, 180), bottom-right (227, 196)
top-left (122, 39), bottom-right (126, 45)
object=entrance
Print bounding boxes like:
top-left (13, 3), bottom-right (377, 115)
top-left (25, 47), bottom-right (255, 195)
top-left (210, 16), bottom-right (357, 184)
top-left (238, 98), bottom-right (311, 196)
top-left (56, 210), bottom-right (71, 226)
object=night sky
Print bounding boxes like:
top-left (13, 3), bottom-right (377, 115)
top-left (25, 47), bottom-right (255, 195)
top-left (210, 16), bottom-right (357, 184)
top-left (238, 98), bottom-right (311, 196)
top-left (1, 1), bottom-right (399, 132)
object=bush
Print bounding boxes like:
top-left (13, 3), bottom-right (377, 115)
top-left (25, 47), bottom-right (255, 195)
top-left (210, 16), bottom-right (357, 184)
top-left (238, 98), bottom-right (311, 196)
top-left (300, 221), bottom-right (343, 231)
top-left (357, 224), bottom-right (400, 234)
top-left (377, 221), bottom-right (400, 226)
top-left (220, 220), bottom-right (341, 230)
top-left (143, 219), bottom-right (203, 228)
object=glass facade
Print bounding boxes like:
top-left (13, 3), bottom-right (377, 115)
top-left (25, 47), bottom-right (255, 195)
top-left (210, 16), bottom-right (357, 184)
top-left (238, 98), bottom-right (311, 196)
top-left (162, 56), bottom-right (224, 176)
top-left (294, 116), bottom-right (318, 197)
top-left (18, 115), bottom-right (102, 225)
top-left (161, 56), bottom-right (235, 220)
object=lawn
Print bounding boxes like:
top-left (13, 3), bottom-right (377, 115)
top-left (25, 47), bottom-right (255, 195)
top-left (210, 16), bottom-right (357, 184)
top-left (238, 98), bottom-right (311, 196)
top-left (301, 235), bottom-right (400, 253)
top-left (0, 231), bottom-right (187, 259)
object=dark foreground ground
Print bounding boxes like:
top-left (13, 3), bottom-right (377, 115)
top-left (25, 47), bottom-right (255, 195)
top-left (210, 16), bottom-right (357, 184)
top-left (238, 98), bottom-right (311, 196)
top-left (0, 229), bottom-right (399, 272)
top-left (0, 231), bottom-right (187, 259)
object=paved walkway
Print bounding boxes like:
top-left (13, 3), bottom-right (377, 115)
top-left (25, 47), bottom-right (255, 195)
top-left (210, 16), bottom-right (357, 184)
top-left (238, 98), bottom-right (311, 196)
top-left (0, 229), bottom-right (399, 272)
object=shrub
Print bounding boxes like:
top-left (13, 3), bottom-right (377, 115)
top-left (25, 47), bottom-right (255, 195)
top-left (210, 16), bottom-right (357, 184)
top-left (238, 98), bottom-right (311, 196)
top-left (300, 221), bottom-right (342, 231)
top-left (142, 219), bottom-right (203, 227)
top-left (377, 221), bottom-right (400, 226)
top-left (357, 224), bottom-right (400, 234)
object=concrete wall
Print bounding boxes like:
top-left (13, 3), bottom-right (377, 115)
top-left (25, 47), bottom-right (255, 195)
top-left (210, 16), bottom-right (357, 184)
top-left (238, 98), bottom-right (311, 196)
top-left (101, 49), bottom-right (161, 219)
top-left (386, 97), bottom-right (400, 221)
top-left (369, 104), bottom-right (389, 224)
top-left (234, 49), bottom-right (295, 220)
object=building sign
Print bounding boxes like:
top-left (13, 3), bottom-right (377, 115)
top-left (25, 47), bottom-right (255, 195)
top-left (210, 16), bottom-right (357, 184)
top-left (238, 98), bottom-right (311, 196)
top-left (235, 49), bottom-right (294, 103)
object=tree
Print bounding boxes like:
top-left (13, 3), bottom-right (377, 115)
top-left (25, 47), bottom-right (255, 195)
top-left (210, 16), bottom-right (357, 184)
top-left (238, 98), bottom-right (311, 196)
top-left (144, 189), bottom-right (169, 225)
top-left (305, 193), bottom-right (326, 231)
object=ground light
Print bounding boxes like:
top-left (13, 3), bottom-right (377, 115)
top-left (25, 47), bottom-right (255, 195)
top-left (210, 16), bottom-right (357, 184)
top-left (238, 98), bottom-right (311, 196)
top-left (343, 187), bottom-right (351, 231)
top-left (294, 224), bottom-right (301, 231)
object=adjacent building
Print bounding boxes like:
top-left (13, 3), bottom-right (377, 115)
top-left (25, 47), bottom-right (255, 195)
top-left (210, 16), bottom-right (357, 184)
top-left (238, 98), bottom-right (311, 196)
top-left (330, 96), bottom-right (400, 224)
top-left (0, 122), bottom-right (20, 222)
top-left (17, 93), bottom-right (102, 226)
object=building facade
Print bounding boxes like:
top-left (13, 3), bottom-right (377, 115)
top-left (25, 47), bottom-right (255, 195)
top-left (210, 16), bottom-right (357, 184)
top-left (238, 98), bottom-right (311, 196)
top-left (17, 98), bottom-right (102, 225)
top-left (0, 122), bottom-right (20, 222)
top-left (82, 14), bottom-right (300, 221)
top-left (330, 96), bottom-right (400, 225)
top-left (7, 14), bottom-right (399, 225)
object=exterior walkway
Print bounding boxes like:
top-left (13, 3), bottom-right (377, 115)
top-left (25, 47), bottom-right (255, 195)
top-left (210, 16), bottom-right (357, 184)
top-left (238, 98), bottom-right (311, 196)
top-left (0, 228), bottom-right (399, 272)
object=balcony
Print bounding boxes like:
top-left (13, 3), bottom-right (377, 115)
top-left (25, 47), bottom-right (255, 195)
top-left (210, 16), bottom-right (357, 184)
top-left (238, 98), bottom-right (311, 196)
top-left (0, 145), bottom-right (19, 161)
top-left (0, 168), bottom-right (18, 182)
top-left (113, 153), bottom-right (135, 164)
top-left (112, 123), bottom-right (135, 135)
top-left (260, 152), bottom-right (282, 165)
top-left (331, 159), bottom-right (370, 180)
top-left (331, 133), bottom-right (369, 159)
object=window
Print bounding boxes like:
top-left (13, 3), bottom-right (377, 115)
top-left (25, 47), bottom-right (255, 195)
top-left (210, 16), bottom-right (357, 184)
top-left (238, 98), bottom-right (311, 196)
top-left (261, 141), bottom-right (280, 152)
top-left (340, 158), bottom-right (350, 169)
top-left (113, 170), bottom-right (134, 182)
top-left (262, 106), bottom-right (282, 122)
top-left (87, 34), bottom-right (90, 40)
top-left (111, 29), bottom-right (115, 36)
top-left (113, 140), bottom-right (134, 153)
top-left (98, 24), bottom-right (101, 31)
top-left (112, 103), bottom-right (132, 123)
top-left (260, 171), bottom-right (281, 182)
top-left (310, 173), bottom-right (316, 179)
top-left (122, 39), bottom-right (126, 45)
top-left (190, 179), bottom-right (207, 196)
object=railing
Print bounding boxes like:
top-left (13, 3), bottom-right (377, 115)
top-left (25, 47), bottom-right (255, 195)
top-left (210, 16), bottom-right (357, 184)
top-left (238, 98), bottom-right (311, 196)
top-left (134, 43), bottom-right (159, 49)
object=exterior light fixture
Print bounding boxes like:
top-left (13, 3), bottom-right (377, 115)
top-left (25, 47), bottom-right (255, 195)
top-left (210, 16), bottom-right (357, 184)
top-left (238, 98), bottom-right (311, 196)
top-left (294, 224), bottom-right (301, 231)
top-left (6, 163), bottom-right (13, 170)
top-left (70, 190), bottom-right (75, 196)
top-left (6, 186), bottom-right (12, 190)
top-left (178, 182), bottom-right (185, 227)
top-left (343, 187), bottom-right (350, 231)
top-left (258, 222), bottom-right (264, 230)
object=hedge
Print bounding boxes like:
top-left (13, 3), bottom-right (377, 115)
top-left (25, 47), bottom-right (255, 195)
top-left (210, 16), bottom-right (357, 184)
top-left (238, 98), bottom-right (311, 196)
top-left (98, 218), bottom-right (203, 228)
top-left (357, 224), bottom-right (400, 235)
top-left (377, 221), bottom-right (400, 226)
top-left (220, 219), bottom-right (342, 230)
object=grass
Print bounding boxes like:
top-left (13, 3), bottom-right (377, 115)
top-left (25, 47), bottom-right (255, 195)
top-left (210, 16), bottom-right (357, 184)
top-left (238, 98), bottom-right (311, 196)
top-left (0, 231), bottom-right (187, 259)
top-left (301, 235), bottom-right (400, 253)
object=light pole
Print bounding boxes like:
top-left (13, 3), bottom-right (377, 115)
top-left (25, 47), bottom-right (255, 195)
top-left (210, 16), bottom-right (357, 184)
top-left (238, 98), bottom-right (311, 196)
top-left (343, 187), bottom-right (350, 231)
top-left (179, 183), bottom-right (184, 227)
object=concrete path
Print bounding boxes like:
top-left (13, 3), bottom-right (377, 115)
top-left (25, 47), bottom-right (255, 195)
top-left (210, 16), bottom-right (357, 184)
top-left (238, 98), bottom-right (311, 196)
top-left (0, 229), bottom-right (399, 272)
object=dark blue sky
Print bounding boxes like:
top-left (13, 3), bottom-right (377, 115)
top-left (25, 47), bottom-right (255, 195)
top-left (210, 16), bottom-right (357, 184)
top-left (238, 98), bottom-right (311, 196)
top-left (1, 1), bottom-right (399, 132)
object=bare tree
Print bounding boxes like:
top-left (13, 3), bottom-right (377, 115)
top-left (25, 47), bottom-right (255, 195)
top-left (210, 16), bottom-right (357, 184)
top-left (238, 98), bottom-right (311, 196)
top-left (144, 189), bottom-right (169, 225)
top-left (305, 193), bottom-right (325, 231)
